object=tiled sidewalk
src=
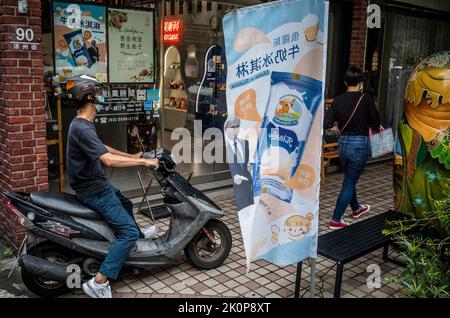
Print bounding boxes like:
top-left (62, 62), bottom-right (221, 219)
top-left (68, 161), bottom-right (403, 298)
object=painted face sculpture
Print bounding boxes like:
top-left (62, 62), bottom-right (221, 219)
top-left (394, 51), bottom-right (450, 217)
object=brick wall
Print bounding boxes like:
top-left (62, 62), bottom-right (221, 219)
top-left (349, 0), bottom-right (368, 68)
top-left (0, 0), bottom-right (48, 249)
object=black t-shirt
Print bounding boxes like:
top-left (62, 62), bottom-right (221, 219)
top-left (67, 118), bottom-right (109, 200)
top-left (324, 92), bottom-right (381, 136)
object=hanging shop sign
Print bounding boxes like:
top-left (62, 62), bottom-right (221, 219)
top-left (94, 87), bottom-right (152, 125)
top-left (223, 0), bottom-right (328, 270)
top-left (163, 18), bottom-right (182, 44)
top-left (53, 2), bottom-right (107, 82)
top-left (108, 8), bottom-right (155, 83)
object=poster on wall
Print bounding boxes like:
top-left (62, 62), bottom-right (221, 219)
top-left (223, 0), bottom-right (328, 270)
top-left (108, 8), bottom-right (154, 83)
top-left (53, 2), bottom-right (107, 82)
top-left (196, 45), bottom-right (227, 115)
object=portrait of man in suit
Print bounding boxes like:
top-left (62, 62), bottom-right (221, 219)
top-left (224, 116), bottom-right (253, 211)
top-left (88, 40), bottom-right (100, 64)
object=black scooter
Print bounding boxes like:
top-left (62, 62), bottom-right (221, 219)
top-left (5, 145), bottom-right (232, 297)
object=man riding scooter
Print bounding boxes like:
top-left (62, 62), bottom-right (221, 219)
top-left (66, 75), bottom-right (159, 298)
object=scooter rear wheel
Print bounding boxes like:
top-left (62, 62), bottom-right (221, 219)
top-left (21, 242), bottom-right (72, 298)
top-left (185, 219), bottom-right (232, 270)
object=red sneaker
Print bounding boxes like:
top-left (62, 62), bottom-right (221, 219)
top-left (352, 204), bottom-right (371, 218)
top-left (329, 219), bottom-right (349, 230)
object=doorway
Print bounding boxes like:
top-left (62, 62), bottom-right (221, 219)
top-left (378, 9), bottom-right (450, 135)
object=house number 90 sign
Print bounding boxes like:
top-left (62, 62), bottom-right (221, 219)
top-left (11, 26), bottom-right (38, 51)
top-left (16, 27), bottom-right (34, 42)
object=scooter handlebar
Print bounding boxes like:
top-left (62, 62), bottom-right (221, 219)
top-left (143, 148), bottom-right (176, 170)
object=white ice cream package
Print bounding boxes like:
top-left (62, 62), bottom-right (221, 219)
top-left (63, 29), bottom-right (93, 69)
top-left (253, 71), bottom-right (322, 203)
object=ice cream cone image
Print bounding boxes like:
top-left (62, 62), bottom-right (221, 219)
top-left (305, 24), bottom-right (318, 42)
top-left (233, 28), bottom-right (270, 53)
top-left (303, 14), bottom-right (319, 42)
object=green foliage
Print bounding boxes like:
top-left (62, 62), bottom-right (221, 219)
top-left (384, 202), bottom-right (450, 298)
top-left (430, 139), bottom-right (450, 170)
top-left (3, 247), bottom-right (14, 258)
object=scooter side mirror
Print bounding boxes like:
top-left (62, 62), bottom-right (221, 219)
top-left (150, 126), bottom-right (158, 147)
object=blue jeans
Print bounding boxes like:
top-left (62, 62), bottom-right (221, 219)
top-left (332, 135), bottom-right (370, 222)
top-left (79, 184), bottom-right (143, 280)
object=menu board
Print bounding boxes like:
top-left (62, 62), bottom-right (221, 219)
top-left (94, 87), bottom-right (156, 125)
top-left (108, 8), bottom-right (155, 83)
top-left (53, 2), bottom-right (107, 82)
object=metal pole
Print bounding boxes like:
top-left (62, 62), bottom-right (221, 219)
top-left (137, 171), bottom-right (155, 222)
top-left (294, 261), bottom-right (302, 298)
top-left (137, 177), bottom-right (153, 214)
top-left (57, 95), bottom-right (64, 192)
top-left (309, 257), bottom-right (316, 298)
top-left (158, 0), bottom-right (165, 146)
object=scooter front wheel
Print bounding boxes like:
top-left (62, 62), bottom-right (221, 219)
top-left (184, 219), bottom-right (232, 270)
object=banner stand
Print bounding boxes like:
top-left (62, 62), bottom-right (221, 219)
top-left (294, 257), bottom-right (316, 298)
top-left (309, 257), bottom-right (316, 297)
top-left (223, 0), bottom-right (328, 284)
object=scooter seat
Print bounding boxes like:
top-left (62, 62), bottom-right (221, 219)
top-left (30, 191), bottom-right (103, 220)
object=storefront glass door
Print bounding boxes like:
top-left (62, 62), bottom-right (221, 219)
top-left (161, 1), bottom-right (250, 188)
top-left (382, 14), bottom-right (431, 135)
top-left (380, 11), bottom-right (450, 136)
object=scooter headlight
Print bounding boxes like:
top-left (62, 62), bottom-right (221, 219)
top-left (27, 212), bottom-right (35, 221)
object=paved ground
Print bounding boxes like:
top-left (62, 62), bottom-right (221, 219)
top-left (0, 161), bottom-right (402, 298)
top-left (0, 245), bottom-right (33, 298)
top-left (61, 161), bottom-right (403, 298)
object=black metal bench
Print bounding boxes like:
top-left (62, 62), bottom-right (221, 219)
top-left (294, 210), bottom-right (405, 298)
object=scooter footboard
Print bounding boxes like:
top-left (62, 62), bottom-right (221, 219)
top-left (165, 200), bottom-right (197, 219)
top-left (164, 201), bottom-right (206, 243)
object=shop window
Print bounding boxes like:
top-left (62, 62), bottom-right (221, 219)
top-left (170, 0), bottom-right (175, 15)
top-left (163, 47), bottom-right (188, 130)
top-left (325, 1), bottom-right (352, 97)
top-left (207, 1), bottom-right (212, 11)
top-left (382, 14), bottom-right (431, 135)
top-left (218, 3), bottom-right (222, 11)
top-left (179, 0), bottom-right (184, 14)
top-left (434, 21), bottom-right (450, 51)
top-left (197, 0), bottom-right (202, 13)
top-left (188, 0), bottom-right (193, 13)
top-left (185, 44), bottom-right (199, 78)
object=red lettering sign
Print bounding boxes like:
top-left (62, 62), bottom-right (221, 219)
top-left (164, 19), bottom-right (182, 44)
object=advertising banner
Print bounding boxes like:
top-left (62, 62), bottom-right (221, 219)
top-left (108, 8), bottom-right (155, 83)
top-left (53, 2), bottom-right (107, 82)
top-left (196, 45), bottom-right (227, 115)
top-left (223, 0), bottom-right (328, 269)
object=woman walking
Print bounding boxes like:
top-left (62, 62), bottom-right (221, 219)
top-left (324, 66), bottom-right (381, 229)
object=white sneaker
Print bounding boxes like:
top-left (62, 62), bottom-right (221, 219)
top-left (142, 225), bottom-right (158, 239)
top-left (82, 277), bottom-right (112, 298)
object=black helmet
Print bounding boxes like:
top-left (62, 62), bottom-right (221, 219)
top-left (66, 75), bottom-right (105, 103)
